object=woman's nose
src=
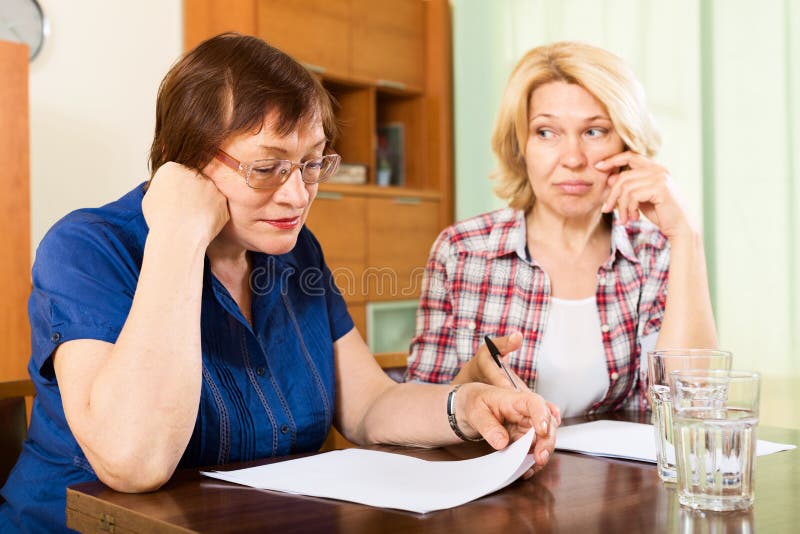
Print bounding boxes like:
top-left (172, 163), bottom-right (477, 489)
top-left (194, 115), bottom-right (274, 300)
top-left (561, 137), bottom-right (587, 169)
top-left (274, 167), bottom-right (310, 207)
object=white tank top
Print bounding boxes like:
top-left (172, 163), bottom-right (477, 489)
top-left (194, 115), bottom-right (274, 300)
top-left (534, 296), bottom-right (609, 417)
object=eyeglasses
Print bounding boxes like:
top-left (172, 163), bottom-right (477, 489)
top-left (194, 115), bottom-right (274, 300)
top-left (215, 149), bottom-right (341, 190)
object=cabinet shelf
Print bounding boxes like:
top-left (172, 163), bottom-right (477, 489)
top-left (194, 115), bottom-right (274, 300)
top-left (315, 69), bottom-right (423, 97)
top-left (318, 183), bottom-right (440, 200)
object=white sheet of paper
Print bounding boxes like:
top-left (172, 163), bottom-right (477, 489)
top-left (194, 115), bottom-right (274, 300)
top-left (201, 428), bottom-right (536, 514)
top-left (555, 420), bottom-right (797, 462)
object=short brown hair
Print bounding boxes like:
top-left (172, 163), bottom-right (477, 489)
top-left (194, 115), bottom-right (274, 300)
top-left (492, 41), bottom-right (661, 212)
top-left (149, 33), bottom-right (337, 177)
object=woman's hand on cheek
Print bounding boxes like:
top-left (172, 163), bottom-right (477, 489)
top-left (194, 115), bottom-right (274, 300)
top-left (143, 162), bottom-right (230, 245)
top-left (595, 151), bottom-right (693, 239)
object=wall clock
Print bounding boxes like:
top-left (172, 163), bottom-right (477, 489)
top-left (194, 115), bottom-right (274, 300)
top-left (0, 0), bottom-right (48, 61)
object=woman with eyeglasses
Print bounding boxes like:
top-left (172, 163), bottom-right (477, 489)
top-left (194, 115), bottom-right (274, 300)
top-left (406, 42), bottom-right (717, 417)
top-left (0, 33), bottom-right (556, 532)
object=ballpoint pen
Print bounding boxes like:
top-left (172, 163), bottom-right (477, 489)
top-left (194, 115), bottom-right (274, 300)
top-left (484, 335), bottom-right (519, 390)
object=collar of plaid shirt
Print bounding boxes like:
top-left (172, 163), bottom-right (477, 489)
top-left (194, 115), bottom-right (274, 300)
top-left (483, 208), bottom-right (640, 266)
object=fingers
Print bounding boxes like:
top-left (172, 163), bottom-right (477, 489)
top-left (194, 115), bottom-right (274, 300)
top-left (460, 385), bottom-right (550, 451)
top-left (474, 331), bottom-right (525, 389)
top-left (143, 162), bottom-right (230, 243)
top-left (546, 402), bottom-right (562, 427)
top-left (615, 178), bottom-right (664, 225)
top-left (532, 413), bottom-right (556, 466)
top-left (599, 153), bottom-right (673, 226)
top-left (467, 399), bottom-right (511, 450)
top-left (520, 394), bottom-right (552, 438)
top-left (595, 150), bottom-right (647, 171)
top-left (491, 331), bottom-right (523, 355)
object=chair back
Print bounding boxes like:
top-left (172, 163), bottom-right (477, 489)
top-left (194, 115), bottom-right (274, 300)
top-left (0, 379), bottom-right (35, 491)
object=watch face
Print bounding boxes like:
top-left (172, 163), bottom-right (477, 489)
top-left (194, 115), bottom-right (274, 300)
top-left (0, 0), bottom-right (47, 61)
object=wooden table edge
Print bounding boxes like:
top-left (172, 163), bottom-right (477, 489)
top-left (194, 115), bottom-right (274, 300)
top-left (67, 488), bottom-right (197, 534)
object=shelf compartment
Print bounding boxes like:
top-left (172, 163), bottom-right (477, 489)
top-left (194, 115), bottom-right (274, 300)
top-left (377, 91), bottom-right (424, 190)
top-left (325, 82), bottom-right (375, 183)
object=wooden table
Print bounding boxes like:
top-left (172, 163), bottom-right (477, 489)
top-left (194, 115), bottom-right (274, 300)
top-left (66, 413), bottom-right (799, 533)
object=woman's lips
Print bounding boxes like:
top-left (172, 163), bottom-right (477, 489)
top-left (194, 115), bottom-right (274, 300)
top-left (262, 216), bottom-right (301, 229)
top-left (555, 181), bottom-right (593, 195)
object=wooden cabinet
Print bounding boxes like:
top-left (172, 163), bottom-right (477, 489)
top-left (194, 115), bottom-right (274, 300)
top-left (249, 0), bottom-right (424, 89)
top-left (305, 191), bottom-right (367, 303)
top-left (255, 0), bottom-right (351, 77)
top-left (0, 41), bottom-right (31, 383)
top-left (365, 195), bottom-right (439, 301)
top-left (184, 0), bottom-right (452, 360)
top-left (351, 0), bottom-right (424, 89)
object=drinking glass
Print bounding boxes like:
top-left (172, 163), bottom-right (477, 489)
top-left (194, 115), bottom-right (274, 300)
top-left (647, 350), bottom-right (732, 482)
top-left (670, 369), bottom-right (761, 511)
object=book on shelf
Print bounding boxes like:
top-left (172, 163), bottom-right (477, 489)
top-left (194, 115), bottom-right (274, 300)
top-left (376, 122), bottom-right (404, 187)
top-left (328, 163), bottom-right (368, 185)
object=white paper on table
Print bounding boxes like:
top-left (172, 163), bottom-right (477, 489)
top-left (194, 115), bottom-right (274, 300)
top-left (555, 420), bottom-right (797, 462)
top-left (201, 428), bottom-right (536, 514)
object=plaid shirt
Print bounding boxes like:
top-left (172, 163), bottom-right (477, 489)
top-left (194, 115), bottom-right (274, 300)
top-left (406, 208), bottom-right (669, 413)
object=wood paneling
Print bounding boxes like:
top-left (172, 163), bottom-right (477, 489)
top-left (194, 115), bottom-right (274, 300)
top-left (366, 197), bottom-right (439, 301)
top-left (347, 302), bottom-right (366, 339)
top-left (0, 41), bottom-right (31, 382)
top-left (305, 193), bottom-right (367, 303)
top-left (423, 0), bottom-right (454, 228)
top-left (351, 0), bottom-right (424, 90)
top-left (184, 0), bottom-right (257, 49)
top-left (256, 0), bottom-right (351, 77)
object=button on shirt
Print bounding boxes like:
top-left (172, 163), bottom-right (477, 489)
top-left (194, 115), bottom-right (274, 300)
top-left (406, 208), bottom-right (669, 414)
top-left (0, 184), bottom-right (353, 533)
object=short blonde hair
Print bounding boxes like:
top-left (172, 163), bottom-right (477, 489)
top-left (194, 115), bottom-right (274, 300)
top-left (491, 41), bottom-right (661, 211)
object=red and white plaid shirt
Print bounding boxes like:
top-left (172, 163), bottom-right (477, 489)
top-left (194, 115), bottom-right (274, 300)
top-left (406, 208), bottom-right (669, 413)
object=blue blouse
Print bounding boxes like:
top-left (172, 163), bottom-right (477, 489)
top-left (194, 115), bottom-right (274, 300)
top-left (0, 184), bottom-right (353, 533)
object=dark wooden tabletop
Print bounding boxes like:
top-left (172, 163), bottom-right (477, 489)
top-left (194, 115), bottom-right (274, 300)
top-left (66, 412), bottom-right (799, 533)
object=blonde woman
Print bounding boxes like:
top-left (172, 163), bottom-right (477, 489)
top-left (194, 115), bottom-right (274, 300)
top-left (407, 41), bottom-right (717, 417)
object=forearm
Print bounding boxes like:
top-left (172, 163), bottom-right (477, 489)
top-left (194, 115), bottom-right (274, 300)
top-left (77, 230), bottom-right (207, 490)
top-left (656, 230), bottom-right (718, 349)
top-left (356, 382), bottom-right (463, 448)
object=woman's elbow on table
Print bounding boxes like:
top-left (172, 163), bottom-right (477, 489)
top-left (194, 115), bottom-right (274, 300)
top-left (88, 447), bottom-right (179, 493)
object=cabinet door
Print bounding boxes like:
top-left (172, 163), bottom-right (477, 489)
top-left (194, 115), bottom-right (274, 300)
top-left (0, 42), bottom-right (31, 382)
top-left (305, 192), bottom-right (367, 303)
top-left (351, 0), bottom-right (424, 89)
top-left (257, 0), bottom-right (351, 77)
top-left (366, 196), bottom-right (439, 301)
